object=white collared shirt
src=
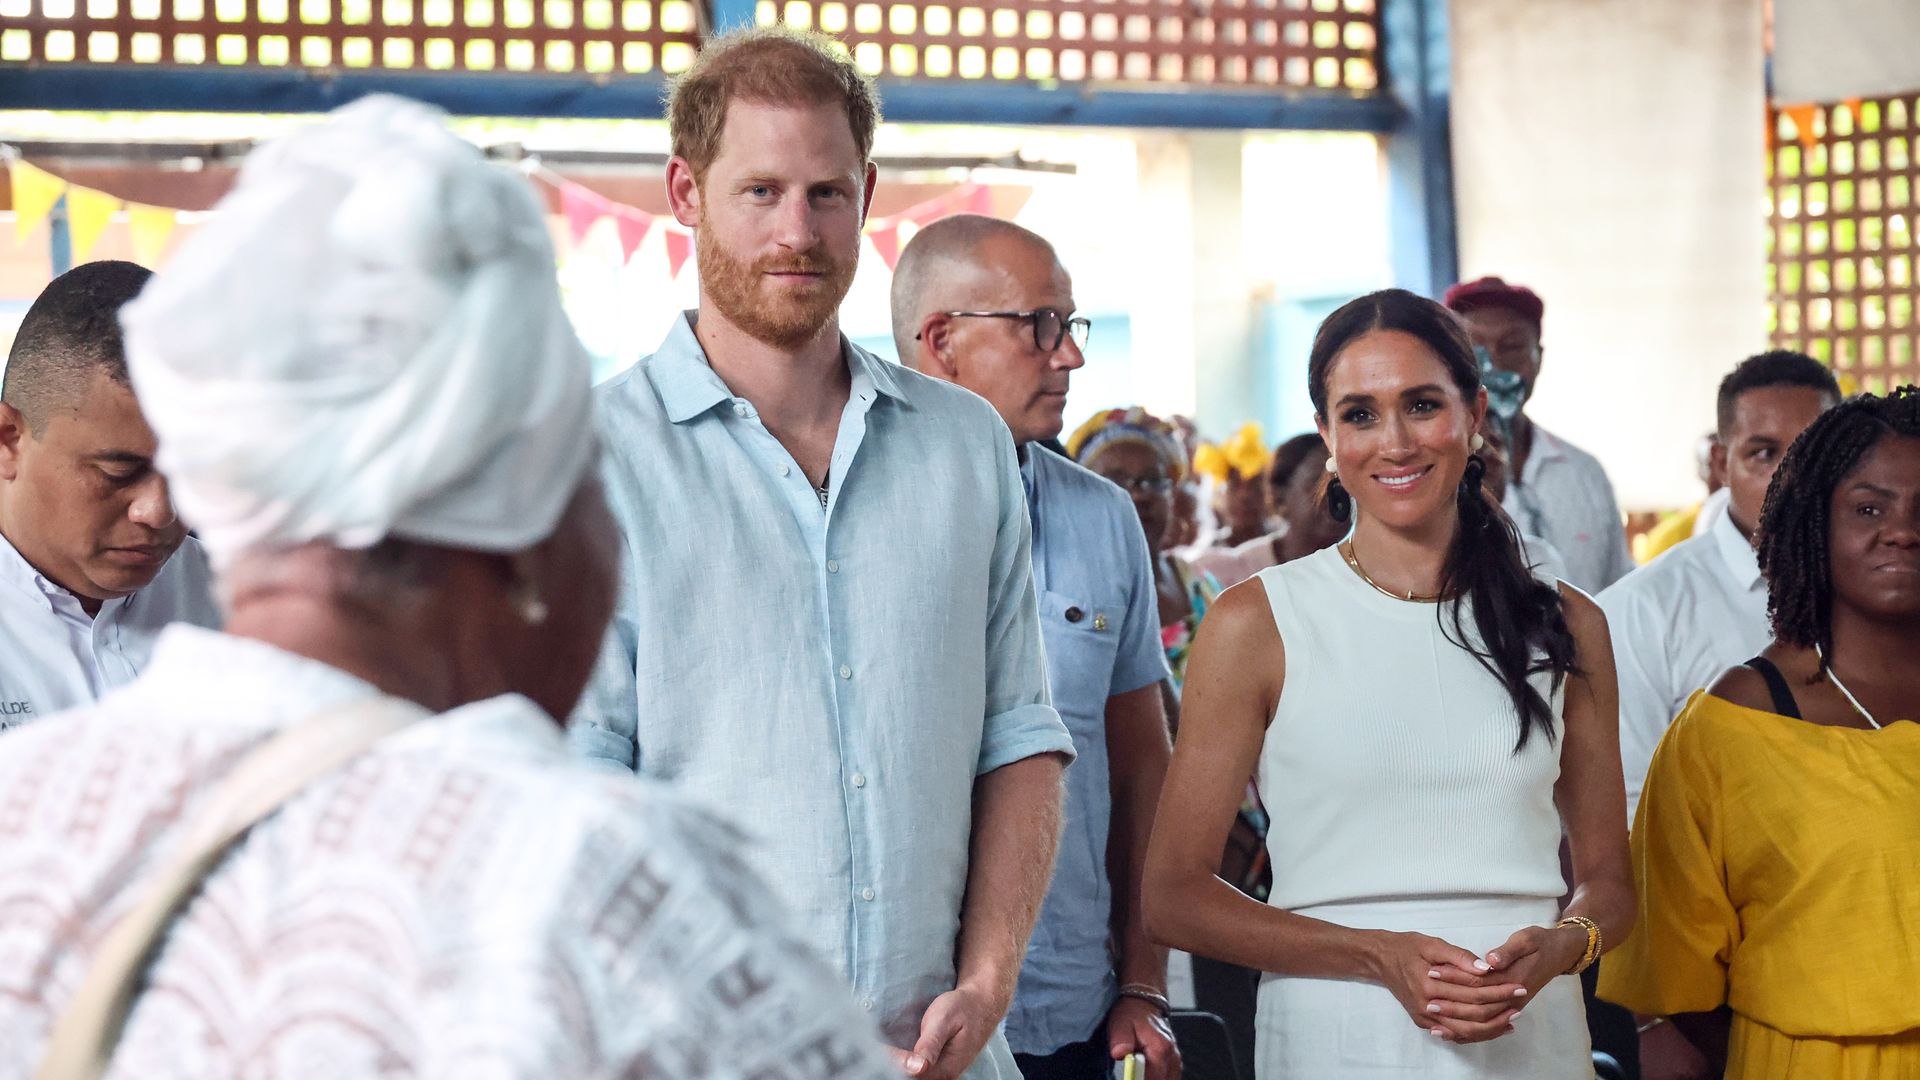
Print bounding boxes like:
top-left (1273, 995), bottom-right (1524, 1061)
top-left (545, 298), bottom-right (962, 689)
top-left (1598, 509), bottom-right (1771, 817)
top-left (0, 529), bottom-right (220, 731)
top-left (1501, 425), bottom-right (1635, 595)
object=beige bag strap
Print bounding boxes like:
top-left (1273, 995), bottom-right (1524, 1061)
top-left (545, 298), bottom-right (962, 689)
top-left (34, 695), bottom-right (430, 1080)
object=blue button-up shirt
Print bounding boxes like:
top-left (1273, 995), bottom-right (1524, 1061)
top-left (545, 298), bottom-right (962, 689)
top-left (571, 313), bottom-right (1072, 1077)
top-left (1006, 445), bottom-right (1170, 1055)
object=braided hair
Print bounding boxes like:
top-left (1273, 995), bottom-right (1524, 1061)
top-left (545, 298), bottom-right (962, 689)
top-left (1756, 384), bottom-right (1920, 652)
top-left (1308, 289), bottom-right (1578, 752)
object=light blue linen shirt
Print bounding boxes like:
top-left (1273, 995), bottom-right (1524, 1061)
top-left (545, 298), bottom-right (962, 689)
top-left (1006, 445), bottom-right (1170, 1055)
top-left (570, 313), bottom-right (1072, 1077)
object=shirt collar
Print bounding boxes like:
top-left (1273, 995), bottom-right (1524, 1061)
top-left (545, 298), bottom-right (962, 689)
top-left (646, 311), bottom-right (909, 424)
top-left (0, 527), bottom-right (80, 613)
top-left (1708, 504), bottom-right (1765, 592)
top-left (1527, 423), bottom-right (1570, 466)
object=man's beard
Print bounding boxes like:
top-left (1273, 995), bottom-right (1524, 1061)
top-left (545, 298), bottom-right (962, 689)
top-left (697, 226), bottom-right (857, 350)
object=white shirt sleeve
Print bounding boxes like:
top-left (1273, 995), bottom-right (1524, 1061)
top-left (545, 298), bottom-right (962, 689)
top-left (1598, 579), bottom-right (1676, 820)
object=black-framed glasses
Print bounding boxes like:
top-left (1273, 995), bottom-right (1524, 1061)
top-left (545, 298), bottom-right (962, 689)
top-left (933, 308), bottom-right (1092, 353)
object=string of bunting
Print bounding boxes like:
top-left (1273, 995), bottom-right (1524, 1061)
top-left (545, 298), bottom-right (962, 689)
top-left (531, 162), bottom-right (991, 276)
top-left (1768, 96), bottom-right (1864, 152)
top-left (4, 152), bottom-right (182, 266)
top-left (7, 149), bottom-right (992, 277)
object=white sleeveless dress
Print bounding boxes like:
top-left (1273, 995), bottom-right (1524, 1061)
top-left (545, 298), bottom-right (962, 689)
top-left (1247, 546), bottom-right (1591, 1079)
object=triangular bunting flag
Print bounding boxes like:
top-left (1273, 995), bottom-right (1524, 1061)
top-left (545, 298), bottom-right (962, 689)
top-left (869, 222), bottom-right (902, 270)
top-left (127, 202), bottom-right (177, 266)
top-left (558, 180), bottom-right (610, 246)
top-left (664, 229), bottom-right (694, 278)
top-left (613, 207), bottom-right (653, 264)
top-left (65, 184), bottom-right (121, 262)
top-left (962, 183), bottom-right (992, 216)
top-left (1782, 103), bottom-right (1820, 150)
top-left (10, 160), bottom-right (67, 245)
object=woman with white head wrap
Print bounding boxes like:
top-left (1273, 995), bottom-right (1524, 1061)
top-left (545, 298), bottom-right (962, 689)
top-left (125, 93), bottom-right (592, 565)
top-left (3, 96), bottom-right (899, 1080)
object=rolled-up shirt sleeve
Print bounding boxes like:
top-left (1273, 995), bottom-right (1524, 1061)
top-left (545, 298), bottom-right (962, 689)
top-left (976, 425), bottom-right (1072, 777)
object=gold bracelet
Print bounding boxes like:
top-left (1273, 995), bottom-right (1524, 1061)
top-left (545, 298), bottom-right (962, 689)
top-left (1557, 915), bottom-right (1601, 975)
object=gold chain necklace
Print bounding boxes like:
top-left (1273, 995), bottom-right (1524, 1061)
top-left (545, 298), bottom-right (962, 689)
top-left (1339, 541), bottom-right (1442, 603)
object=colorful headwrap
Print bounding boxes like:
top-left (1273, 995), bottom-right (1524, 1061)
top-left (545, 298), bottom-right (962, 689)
top-left (1066, 406), bottom-right (1187, 480)
top-left (1192, 422), bottom-right (1268, 483)
top-left (1443, 276), bottom-right (1545, 331)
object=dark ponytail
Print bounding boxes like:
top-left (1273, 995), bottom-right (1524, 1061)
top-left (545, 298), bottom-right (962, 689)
top-left (1308, 289), bottom-right (1579, 752)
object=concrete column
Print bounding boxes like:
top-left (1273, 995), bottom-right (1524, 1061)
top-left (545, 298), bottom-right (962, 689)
top-left (1131, 129), bottom-right (1254, 437)
top-left (1451, 0), bottom-right (1766, 511)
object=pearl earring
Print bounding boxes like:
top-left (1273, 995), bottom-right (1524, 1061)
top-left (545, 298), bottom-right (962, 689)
top-left (1324, 455), bottom-right (1338, 473)
top-left (1469, 433), bottom-right (1485, 452)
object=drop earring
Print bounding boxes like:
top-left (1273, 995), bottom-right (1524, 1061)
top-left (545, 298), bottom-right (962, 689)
top-left (513, 579), bottom-right (550, 626)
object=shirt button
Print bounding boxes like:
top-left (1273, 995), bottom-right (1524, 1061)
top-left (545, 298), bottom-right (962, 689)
top-left (851, 772), bottom-right (866, 788)
top-left (838, 664), bottom-right (852, 680)
top-left (826, 558), bottom-right (840, 574)
top-left (732, 402), bottom-right (749, 418)
top-left (779, 463), bottom-right (791, 477)
top-left (861, 998), bottom-right (875, 1012)
top-left (860, 886), bottom-right (876, 901)
top-left (1065, 606), bottom-right (1085, 623)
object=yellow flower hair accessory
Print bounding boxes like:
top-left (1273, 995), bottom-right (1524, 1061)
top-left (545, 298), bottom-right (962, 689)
top-left (1193, 422), bottom-right (1267, 482)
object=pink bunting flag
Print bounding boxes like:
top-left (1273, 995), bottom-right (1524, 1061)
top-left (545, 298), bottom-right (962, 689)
top-left (869, 222), bottom-right (903, 271)
top-left (612, 207), bottom-right (653, 264)
top-left (558, 180), bottom-right (610, 246)
top-left (664, 228), bottom-right (695, 278)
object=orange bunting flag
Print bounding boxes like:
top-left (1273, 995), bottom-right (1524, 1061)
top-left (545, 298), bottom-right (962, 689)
top-left (9, 160), bottom-right (68, 245)
top-left (64, 184), bottom-right (121, 262)
top-left (1782, 103), bottom-right (1820, 150)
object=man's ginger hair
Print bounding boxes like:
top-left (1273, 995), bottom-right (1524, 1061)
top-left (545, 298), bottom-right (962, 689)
top-left (667, 25), bottom-right (881, 181)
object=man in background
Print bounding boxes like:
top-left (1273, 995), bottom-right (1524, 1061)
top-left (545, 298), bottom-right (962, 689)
top-left (894, 214), bottom-right (1180, 1080)
top-left (0, 260), bottom-right (217, 730)
top-left (1444, 276), bottom-right (1634, 593)
top-left (1599, 350), bottom-right (1840, 815)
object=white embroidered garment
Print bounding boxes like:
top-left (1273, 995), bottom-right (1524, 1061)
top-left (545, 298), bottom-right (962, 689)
top-left (0, 626), bottom-right (898, 1080)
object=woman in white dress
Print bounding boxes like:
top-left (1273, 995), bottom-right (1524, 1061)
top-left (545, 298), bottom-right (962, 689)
top-left (1142, 288), bottom-right (1634, 1078)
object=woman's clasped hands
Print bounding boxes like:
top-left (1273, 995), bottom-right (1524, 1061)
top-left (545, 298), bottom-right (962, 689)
top-left (1373, 924), bottom-right (1584, 1045)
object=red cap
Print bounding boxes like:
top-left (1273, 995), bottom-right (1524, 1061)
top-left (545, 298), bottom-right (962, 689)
top-left (1443, 276), bottom-right (1544, 330)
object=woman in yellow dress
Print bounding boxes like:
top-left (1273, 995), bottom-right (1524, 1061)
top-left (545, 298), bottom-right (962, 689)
top-left (1599, 386), bottom-right (1920, 1078)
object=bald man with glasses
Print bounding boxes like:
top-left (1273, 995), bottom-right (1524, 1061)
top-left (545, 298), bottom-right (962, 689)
top-left (895, 214), bottom-right (1181, 1080)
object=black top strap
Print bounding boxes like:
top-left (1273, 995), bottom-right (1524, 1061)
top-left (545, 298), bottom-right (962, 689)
top-left (1743, 656), bottom-right (1802, 719)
